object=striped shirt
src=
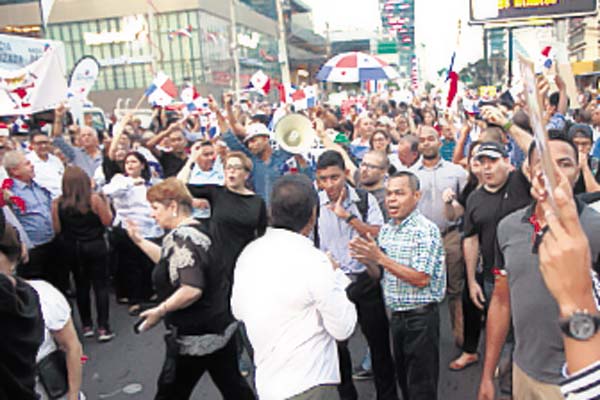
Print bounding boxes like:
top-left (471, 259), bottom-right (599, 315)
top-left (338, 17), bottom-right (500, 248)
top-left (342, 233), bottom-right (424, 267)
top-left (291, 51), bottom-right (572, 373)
top-left (378, 209), bottom-right (446, 311)
top-left (561, 361), bottom-right (600, 399)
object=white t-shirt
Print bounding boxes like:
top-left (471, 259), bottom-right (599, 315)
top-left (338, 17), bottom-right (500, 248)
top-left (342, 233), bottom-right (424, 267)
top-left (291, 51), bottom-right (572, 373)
top-left (26, 152), bottom-right (64, 199)
top-left (28, 280), bottom-right (73, 400)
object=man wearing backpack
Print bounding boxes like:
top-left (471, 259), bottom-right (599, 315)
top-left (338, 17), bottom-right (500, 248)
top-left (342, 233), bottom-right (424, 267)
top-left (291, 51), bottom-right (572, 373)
top-left (315, 150), bottom-right (398, 400)
top-left (412, 126), bottom-right (468, 348)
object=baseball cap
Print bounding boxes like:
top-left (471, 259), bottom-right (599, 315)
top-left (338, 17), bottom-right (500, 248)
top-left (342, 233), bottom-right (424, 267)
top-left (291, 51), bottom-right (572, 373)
top-left (568, 123), bottom-right (593, 141)
top-left (475, 141), bottom-right (508, 160)
top-left (244, 123), bottom-right (271, 143)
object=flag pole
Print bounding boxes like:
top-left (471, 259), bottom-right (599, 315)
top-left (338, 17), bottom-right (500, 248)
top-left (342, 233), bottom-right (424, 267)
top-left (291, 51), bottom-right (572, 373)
top-left (133, 93), bottom-right (147, 111)
top-left (229, 0), bottom-right (241, 102)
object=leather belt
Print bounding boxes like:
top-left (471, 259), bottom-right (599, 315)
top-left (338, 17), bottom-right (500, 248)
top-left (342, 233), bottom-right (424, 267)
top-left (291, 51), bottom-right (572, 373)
top-left (441, 225), bottom-right (459, 237)
top-left (392, 302), bottom-right (437, 317)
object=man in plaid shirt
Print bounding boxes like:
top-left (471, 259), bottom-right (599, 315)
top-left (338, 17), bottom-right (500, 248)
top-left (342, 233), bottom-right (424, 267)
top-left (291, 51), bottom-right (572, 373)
top-left (351, 171), bottom-right (446, 400)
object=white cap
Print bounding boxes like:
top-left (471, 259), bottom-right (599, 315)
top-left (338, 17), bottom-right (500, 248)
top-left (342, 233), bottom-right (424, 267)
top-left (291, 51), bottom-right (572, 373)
top-left (244, 123), bottom-right (271, 143)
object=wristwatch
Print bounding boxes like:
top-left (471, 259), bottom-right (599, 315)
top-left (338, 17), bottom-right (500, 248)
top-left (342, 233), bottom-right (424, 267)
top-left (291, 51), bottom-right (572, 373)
top-left (345, 214), bottom-right (357, 223)
top-left (559, 310), bottom-right (600, 341)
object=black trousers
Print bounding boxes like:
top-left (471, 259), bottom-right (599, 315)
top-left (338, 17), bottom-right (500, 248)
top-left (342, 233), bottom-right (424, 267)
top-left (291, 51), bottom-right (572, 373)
top-left (111, 227), bottom-right (154, 304)
top-left (17, 239), bottom-right (69, 295)
top-left (154, 335), bottom-right (256, 400)
top-left (62, 238), bottom-right (110, 330)
top-left (337, 272), bottom-right (397, 400)
top-left (462, 272), bottom-right (488, 354)
top-left (390, 304), bottom-right (440, 400)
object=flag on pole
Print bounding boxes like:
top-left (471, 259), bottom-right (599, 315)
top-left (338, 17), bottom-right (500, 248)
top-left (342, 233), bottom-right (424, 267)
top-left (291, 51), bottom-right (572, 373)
top-left (277, 83), bottom-right (296, 105)
top-left (291, 85), bottom-right (318, 111)
top-left (39, 0), bottom-right (56, 29)
top-left (445, 52), bottom-right (459, 107)
top-left (145, 72), bottom-right (178, 106)
top-left (246, 70), bottom-right (271, 96)
top-left (168, 25), bottom-right (193, 40)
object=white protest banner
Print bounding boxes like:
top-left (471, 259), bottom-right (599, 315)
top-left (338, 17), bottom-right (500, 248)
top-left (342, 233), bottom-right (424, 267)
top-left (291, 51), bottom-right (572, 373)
top-left (68, 56), bottom-right (100, 100)
top-left (0, 33), bottom-right (65, 72)
top-left (0, 48), bottom-right (67, 116)
top-left (518, 53), bottom-right (559, 214)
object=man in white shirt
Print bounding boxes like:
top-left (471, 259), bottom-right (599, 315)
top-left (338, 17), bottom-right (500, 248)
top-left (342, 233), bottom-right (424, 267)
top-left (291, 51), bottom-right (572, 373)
top-left (232, 174), bottom-right (357, 400)
top-left (26, 131), bottom-right (64, 199)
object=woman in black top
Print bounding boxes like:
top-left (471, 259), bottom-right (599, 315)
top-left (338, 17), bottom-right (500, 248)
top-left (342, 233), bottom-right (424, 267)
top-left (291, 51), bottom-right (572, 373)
top-left (0, 213), bottom-right (44, 400)
top-left (52, 166), bottom-right (114, 341)
top-left (126, 178), bottom-right (255, 400)
top-left (186, 151), bottom-right (267, 281)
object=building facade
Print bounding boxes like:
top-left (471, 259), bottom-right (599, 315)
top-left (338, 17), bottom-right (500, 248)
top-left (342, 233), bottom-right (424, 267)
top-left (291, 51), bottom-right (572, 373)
top-left (0, 0), bottom-right (325, 111)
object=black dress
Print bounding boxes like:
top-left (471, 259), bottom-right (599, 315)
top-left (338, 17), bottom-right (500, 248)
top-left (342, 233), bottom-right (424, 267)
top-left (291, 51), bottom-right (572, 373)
top-left (186, 185), bottom-right (267, 282)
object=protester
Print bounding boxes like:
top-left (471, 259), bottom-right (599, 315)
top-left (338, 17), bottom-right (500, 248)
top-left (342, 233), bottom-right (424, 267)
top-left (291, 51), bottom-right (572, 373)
top-left (52, 105), bottom-right (103, 178)
top-left (412, 125), bottom-right (467, 348)
top-left (126, 178), bottom-right (255, 400)
top-left (52, 166), bottom-right (114, 341)
top-left (26, 130), bottom-right (64, 199)
top-left (534, 166), bottom-right (600, 400)
top-left (213, 94), bottom-right (313, 203)
top-left (315, 150), bottom-right (398, 400)
top-left (3, 150), bottom-right (65, 291)
top-left (29, 278), bottom-right (84, 400)
top-left (568, 124), bottom-right (600, 193)
top-left (350, 116), bottom-right (375, 160)
top-left (350, 171), bottom-right (446, 400)
top-left (390, 134), bottom-right (419, 172)
top-left (357, 150), bottom-right (390, 220)
top-left (145, 121), bottom-right (189, 177)
top-left (0, 215), bottom-right (44, 400)
top-left (478, 137), bottom-right (600, 399)
top-left (103, 151), bottom-right (162, 315)
top-left (232, 174), bottom-right (357, 400)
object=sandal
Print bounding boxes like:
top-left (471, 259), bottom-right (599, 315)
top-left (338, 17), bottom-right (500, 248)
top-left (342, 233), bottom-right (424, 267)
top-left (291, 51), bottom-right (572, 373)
top-left (449, 353), bottom-right (479, 371)
top-left (128, 304), bottom-right (141, 316)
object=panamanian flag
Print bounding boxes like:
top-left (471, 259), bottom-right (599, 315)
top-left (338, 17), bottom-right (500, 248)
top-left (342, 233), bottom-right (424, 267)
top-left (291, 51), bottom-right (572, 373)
top-left (245, 70), bottom-right (271, 96)
top-left (145, 72), bottom-right (178, 106)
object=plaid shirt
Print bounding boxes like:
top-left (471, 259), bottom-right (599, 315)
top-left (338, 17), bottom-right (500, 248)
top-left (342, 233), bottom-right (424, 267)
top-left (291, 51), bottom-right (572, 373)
top-left (378, 209), bottom-right (446, 311)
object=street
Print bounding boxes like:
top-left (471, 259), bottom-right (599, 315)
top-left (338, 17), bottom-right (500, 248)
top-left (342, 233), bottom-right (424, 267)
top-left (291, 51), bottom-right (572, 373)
top-left (79, 295), bottom-right (483, 399)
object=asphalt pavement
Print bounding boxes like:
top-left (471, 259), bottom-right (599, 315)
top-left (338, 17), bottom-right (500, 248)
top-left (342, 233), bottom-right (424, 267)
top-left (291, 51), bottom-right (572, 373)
top-left (78, 296), bottom-right (484, 399)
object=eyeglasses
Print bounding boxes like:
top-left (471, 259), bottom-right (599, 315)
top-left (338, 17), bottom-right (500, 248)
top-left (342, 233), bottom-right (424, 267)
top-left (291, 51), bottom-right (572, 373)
top-left (360, 162), bottom-right (385, 170)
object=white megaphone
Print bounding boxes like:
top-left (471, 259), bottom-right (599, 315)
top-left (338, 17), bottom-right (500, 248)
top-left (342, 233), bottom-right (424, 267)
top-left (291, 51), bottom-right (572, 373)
top-left (274, 113), bottom-right (317, 154)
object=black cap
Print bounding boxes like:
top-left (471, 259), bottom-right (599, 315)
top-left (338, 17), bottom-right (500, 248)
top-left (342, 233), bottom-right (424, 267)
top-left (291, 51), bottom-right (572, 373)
top-left (475, 141), bottom-right (508, 160)
top-left (568, 124), bottom-right (593, 141)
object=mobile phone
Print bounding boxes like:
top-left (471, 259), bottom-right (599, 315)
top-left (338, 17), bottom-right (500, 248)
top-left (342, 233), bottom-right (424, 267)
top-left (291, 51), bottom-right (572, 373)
top-left (133, 317), bottom-right (147, 334)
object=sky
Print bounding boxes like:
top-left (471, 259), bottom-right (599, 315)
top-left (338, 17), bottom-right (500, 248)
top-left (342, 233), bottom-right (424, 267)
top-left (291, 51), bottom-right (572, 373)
top-left (304, 0), bottom-right (483, 82)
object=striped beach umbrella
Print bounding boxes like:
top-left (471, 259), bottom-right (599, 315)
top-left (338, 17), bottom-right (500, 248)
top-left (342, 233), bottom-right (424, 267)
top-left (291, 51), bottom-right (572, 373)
top-left (316, 51), bottom-right (399, 83)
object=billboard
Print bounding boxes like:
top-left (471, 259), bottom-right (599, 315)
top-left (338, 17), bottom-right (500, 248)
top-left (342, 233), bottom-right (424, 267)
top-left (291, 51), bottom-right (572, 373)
top-left (470, 0), bottom-right (598, 23)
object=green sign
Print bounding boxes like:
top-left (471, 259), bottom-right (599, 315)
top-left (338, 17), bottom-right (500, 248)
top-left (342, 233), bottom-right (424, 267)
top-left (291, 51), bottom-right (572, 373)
top-left (377, 41), bottom-right (397, 54)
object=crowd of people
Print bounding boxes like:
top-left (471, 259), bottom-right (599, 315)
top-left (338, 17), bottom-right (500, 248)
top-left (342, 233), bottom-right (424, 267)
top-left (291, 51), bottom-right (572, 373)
top-left (0, 72), bottom-right (600, 400)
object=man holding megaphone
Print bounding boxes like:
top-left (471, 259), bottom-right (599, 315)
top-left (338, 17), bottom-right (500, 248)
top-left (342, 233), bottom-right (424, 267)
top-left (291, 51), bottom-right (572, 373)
top-left (209, 94), bottom-right (314, 204)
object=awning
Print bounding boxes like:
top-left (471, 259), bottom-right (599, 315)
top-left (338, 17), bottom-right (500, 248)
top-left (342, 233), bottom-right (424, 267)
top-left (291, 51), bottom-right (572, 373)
top-left (571, 60), bottom-right (600, 76)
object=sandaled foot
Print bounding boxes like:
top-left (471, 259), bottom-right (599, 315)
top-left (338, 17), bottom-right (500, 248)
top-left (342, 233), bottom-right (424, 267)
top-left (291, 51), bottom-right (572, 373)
top-left (449, 352), bottom-right (479, 371)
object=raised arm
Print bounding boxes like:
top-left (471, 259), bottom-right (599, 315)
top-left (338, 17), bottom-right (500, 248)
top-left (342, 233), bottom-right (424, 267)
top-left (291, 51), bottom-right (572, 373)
top-left (223, 93), bottom-right (246, 137)
top-left (108, 114), bottom-right (132, 160)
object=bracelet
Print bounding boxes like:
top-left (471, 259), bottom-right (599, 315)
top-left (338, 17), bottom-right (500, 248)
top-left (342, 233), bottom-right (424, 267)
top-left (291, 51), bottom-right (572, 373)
top-left (502, 120), bottom-right (513, 131)
top-left (345, 214), bottom-right (357, 223)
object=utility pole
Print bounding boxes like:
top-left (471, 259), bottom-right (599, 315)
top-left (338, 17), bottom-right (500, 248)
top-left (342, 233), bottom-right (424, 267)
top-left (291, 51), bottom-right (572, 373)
top-left (229, 0), bottom-right (241, 101)
top-left (275, 0), bottom-right (291, 85)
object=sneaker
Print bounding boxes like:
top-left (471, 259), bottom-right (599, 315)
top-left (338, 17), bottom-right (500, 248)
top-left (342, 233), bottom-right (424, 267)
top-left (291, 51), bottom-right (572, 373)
top-left (82, 326), bottom-right (94, 338)
top-left (97, 329), bottom-right (115, 342)
top-left (352, 366), bottom-right (374, 381)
